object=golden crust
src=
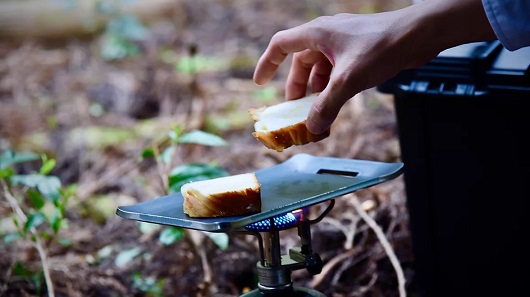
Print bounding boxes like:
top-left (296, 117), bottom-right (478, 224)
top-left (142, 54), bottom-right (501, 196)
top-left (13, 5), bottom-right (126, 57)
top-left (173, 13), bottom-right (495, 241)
top-left (252, 120), bottom-right (330, 152)
top-left (182, 174), bottom-right (261, 218)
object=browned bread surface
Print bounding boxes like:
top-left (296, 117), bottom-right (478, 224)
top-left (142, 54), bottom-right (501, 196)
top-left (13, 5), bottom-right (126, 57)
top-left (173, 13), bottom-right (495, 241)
top-left (249, 94), bottom-right (330, 152)
top-left (181, 172), bottom-right (261, 218)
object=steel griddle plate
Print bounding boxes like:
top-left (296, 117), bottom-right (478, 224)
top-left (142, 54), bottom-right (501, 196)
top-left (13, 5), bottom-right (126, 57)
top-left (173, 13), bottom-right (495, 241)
top-left (116, 154), bottom-right (403, 232)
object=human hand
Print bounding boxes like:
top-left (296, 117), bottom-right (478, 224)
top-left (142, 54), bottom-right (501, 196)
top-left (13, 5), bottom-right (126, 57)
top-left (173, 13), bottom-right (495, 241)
top-left (253, 0), bottom-right (495, 134)
top-left (253, 10), bottom-right (426, 134)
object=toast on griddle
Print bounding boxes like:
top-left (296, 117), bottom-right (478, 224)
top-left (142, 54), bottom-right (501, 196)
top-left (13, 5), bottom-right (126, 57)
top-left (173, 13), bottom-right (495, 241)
top-left (181, 173), bottom-right (261, 218)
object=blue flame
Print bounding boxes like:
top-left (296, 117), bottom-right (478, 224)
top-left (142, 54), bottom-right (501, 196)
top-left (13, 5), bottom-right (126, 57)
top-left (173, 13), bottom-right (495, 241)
top-left (245, 210), bottom-right (301, 231)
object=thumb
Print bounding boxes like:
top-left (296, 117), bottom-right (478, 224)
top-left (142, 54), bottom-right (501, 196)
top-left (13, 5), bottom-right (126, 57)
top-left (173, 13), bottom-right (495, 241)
top-left (306, 77), bottom-right (355, 135)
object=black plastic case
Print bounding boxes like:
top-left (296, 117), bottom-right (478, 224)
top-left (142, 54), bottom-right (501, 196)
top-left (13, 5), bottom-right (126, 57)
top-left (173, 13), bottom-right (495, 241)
top-left (378, 41), bottom-right (530, 297)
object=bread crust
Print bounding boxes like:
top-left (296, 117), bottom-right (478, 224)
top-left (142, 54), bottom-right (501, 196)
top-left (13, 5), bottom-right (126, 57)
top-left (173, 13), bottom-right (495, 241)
top-left (181, 174), bottom-right (261, 218)
top-left (251, 120), bottom-right (330, 152)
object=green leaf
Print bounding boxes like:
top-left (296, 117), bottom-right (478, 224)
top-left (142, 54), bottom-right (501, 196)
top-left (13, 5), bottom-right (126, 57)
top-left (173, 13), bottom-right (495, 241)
top-left (159, 227), bottom-right (184, 246)
top-left (205, 232), bottom-right (229, 250)
top-left (13, 261), bottom-right (32, 277)
top-left (58, 238), bottom-right (72, 246)
top-left (137, 222), bottom-right (160, 235)
top-left (167, 126), bottom-right (184, 143)
top-left (10, 174), bottom-right (43, 188)
top-left (115, 247), bottom-right (142, 268)
top-left (159, 146), bottom-right (174, 164)
top-left (10, 174), bottom-right (61, 202)
top-left (0, 150), bottom-right (39, 170)
top-left (37, 176), bottom-right (61, 203)
top-left (3, 232), bottom-right (21, 244)
top-left (12, 217), bottom-right (19, 229)
top-left (58, 201), bottom-right (66, 217)
top-left (27, 189), bottom-right (45, 210)
top-left (0, 167), bottom-right (14, 179)
top-left (39, 159), bottom-right (56, 175)
top-left (168, 130), bottom-right (178, 143)
top-left (40, 232), bottom-right (53, 239)
top-left (31, 272), bottom-right (43, 294)
top-left (24, 211), bottom-right (46, 231)
top-left (168, 163), bottom-right (228, 193)
top-left (59, 184), bottom-right (77, 202)
top-left (178, 130), bottom-right (227, 147)
top-left (101, 33), bottom-right (140, 61)
top-left (106, 15), bottom-right (148, 41)
top-left (132, 273), bottom-right (165, 296)
top-left (141, 148), bottom-right (155, 159)
top-left (49, 208), bottom-right (62, 233)
top-left (175, 55), bottom-right (227, 75)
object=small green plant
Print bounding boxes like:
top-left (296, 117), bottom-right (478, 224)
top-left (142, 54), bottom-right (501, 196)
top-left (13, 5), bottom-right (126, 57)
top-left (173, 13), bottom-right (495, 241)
top-left (0, 149), bottom-right (76, 297)
top-left (138, 128), bottom-right (231, 294)
top-left (96, 0), bottom-right (149, 60)
top-left (141, 127), bottom-right (229, 247)
top-left (131, 272), bottom-right (165, 297)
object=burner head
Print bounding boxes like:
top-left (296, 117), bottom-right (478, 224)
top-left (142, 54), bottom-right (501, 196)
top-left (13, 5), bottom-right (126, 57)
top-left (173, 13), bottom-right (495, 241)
top-left (245, 210), bottom-right (302, 231)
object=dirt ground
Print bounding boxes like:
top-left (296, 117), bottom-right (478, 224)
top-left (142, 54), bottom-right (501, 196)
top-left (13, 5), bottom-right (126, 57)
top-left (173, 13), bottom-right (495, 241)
top-left (0, 0), bottom-right (416, 296)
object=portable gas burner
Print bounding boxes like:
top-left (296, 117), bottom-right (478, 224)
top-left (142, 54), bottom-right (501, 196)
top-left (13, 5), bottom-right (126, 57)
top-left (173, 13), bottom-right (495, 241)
top-left (116, 153), bottom-right (403, 297)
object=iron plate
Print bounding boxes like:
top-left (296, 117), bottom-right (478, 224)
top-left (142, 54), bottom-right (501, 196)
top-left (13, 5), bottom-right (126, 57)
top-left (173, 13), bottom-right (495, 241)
top-left (116, 154), bottom-right (403, 232)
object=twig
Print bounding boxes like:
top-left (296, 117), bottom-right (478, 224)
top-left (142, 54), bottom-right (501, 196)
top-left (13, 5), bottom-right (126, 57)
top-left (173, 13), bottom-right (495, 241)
top-left (320, 214), bottom-right (359, 250)
top-left (150, 139), bottom-right (215, 295)
top-left (1, 179), bottom-right (55, 297)
top-left (332, 251), bottom-right (378, 296)
top-left (186, 230), bottom-right (214, 295)
top-left (349, 194), bottom-right (406, 297)
top-left (310, 248), bottom-right (356, 288)
top-left (348, 267), bottom-right (378, 297)
top-left (152, 144), bottom-right (169, 194)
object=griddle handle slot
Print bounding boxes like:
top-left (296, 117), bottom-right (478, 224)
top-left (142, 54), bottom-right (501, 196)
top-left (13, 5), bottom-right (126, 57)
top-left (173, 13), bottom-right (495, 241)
top-left (317, 169), bottom-right (359, 178)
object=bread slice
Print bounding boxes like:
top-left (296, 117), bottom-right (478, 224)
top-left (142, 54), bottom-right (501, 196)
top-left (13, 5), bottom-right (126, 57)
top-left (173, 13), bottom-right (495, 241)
top-left (181, 172), bottom-right (261, 218)
top-left (249, 94), bottom-right (330, 152)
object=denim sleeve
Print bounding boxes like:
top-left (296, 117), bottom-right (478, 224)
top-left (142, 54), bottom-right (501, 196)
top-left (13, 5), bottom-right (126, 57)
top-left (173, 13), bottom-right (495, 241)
top-left (482, 0), bottom-right (530, 51)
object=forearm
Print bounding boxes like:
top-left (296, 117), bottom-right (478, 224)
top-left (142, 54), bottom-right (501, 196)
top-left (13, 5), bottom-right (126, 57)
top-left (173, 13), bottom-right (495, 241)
top-left (424, 0), bottom-right (495, 45)
top-left (394, 0), bottom-right (496, 69)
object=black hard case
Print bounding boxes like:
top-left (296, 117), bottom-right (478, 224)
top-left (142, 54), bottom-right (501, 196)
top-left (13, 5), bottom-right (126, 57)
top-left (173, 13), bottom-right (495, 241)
top-left (378, 41), bottom-right (530, 297)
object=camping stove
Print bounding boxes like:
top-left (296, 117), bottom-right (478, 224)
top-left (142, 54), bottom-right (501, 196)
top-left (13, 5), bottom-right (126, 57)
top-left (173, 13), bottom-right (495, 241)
top-left (239, 203), bottom-right (334, 297)
top-left (116, 154), bottom-right (404, 297)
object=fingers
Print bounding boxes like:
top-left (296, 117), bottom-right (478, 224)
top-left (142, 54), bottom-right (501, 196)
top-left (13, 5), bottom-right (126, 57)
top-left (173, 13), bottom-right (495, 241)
top-left (253, 26), bottom-right (316, 86)
top-left (253, 44), bottom-right (288, 86)
top-left (306, 92), bottom-right (349, 135)
top-left (285, 49), bottom-right (341, 135)
top-left (310, 59), bottom-right (333, 94)
top-left (306, 64), bottom-right (357, 135)
top-left (252, 19), bottom-right (353, 135)
top-left (306, 92), bottom-right (338, 135)
top-left (285, 49), bottom-right (330, 100)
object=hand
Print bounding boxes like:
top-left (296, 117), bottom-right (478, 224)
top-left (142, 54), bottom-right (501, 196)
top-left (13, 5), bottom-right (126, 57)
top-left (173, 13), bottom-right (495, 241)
top-left (253, 0), bottom-right (495, 134)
